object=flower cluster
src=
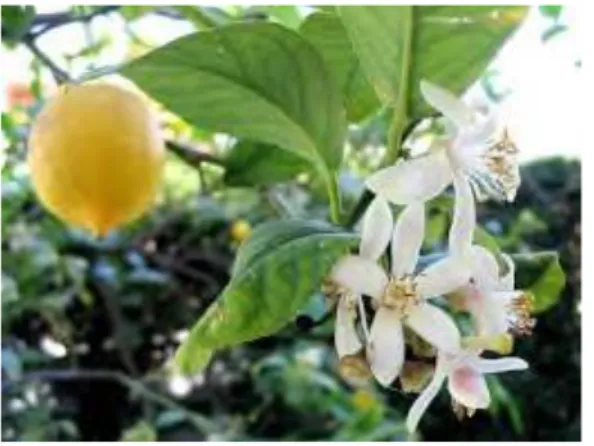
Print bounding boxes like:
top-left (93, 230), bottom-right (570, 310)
top-left (325, 81), bottom-right (534, 433)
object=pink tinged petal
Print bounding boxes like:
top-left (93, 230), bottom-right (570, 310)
top-left (360, 196), bottom-right (393, 261)
top-left (365, 151), bottom-right (452, 205)
top-left (449, 172), bottom-right (476, 258)
top-left (497, 253), bottom-right (516, 291)
top-left (334, 295), bottom-right (362, 358)
top-left (331, 255), bottom-right (388, 299)
top-left (474, 357), bottom-right (529, 374)
top-left (417, 256), bottom-right (470, 298)
top-left (406, 303), bottom-right (461, 353)
top-left (406, 354), bottom-right (449, 433)
top-left (420, 80), bottom-right (474, 128)
top-left (448, 366), bottom-right (491, 410)
top-left (469, 245), bottom-right (500, 291)
top-left (367, 307), bottom-right (405, 387)
top-left (391, 203), bottom-right (425, 277)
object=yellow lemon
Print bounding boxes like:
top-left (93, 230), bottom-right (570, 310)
top-left (230, 219), bottom-right (252, 243)
top-left (27, 82), bottom-right (165, 236)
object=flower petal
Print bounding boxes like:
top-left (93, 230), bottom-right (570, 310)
top-left (331, 255), bottom-right (388, 299)
top-left (335, 295), bottom-right (362, 358)
top-left (420, 80), bottom-right (474, 128)
top-left (449, 172), bottom-right (475, 258)
top-left (448, 366), bottom-right (491, 410)
top-left (417, 256), bottom-right (470, 298)
top-left (406, 354), bottom-right (448, 433)
top-left (391, 203), bottom-right (425, 277)
top-left (468, 292), bottom-right (509, 336)
top-left (452, 112), bottom-right (500, 164)
top-left (474, 356), bottom-right (529, 374)
top-left (365, 151), bottom-right (452, 205)
top-left (360, 196), bottom-right (393, 261)
top-left (497, 253), bottom-right (516, 291)
top-left (406, 303), bottom-right (461, 353)
top-left (367, 307), bottom-right (405, 387)
top-left (469, 245), bottom-right (500, 291)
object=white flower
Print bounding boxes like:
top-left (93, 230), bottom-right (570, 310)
top-left (333, 196), bottom-right (393, 359)
top-left (457, 247), bottom-right (536, 337)
top-left (448, 171), bottom-right (536, 337)
top-left (406, 348), bottom-right (529, 433)
top-left (331, 200), bottom-right (469, 387)
top-left (366, 80), bottom-right (520, 205)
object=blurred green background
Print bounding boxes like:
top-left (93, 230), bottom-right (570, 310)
top-left (1, 5), bottom-right (581, 441)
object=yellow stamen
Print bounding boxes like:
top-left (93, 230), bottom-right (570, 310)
top-left (491, 128), bottom-right (519, 155)
top-left (481, 127), bottom-right (520, 200)
top-left (381, 275), bottom-right (421, 316)
top-left (508, 291), bottom-right (536, 336)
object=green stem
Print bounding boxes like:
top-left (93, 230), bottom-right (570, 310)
top-left (384, 6), bottom-right (413, 167)
top-left (348, 7), bottom-right (415, 227)
top-left (325, 170), bottom-right (342, 225)
top-left (346, 189), bottom-right (374, 229)
top-left (386, 109), bottom-right (408, 166)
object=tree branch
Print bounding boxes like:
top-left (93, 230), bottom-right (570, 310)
top-left (165, 140), bottom-right (225, 168)
top-left (23, 36), bottom-right (71, 85)
top-left (95, 283), bottom-right (140, 377)
top-left (30, 6), bottom-right (121, 38)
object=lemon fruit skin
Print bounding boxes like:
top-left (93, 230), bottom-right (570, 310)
top-left (28, 82), bottom-right (165, 236)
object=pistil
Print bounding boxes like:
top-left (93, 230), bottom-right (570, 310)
top-left (381, 275), bottom-right (421, 316)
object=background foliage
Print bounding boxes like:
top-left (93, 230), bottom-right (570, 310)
top-left (1, 4), bottom-right (580, 441)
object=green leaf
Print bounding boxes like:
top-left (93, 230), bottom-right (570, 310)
top-left (300, 12), bottom-right (381, 122)
top-left (254, 5), bottom-right (303, 29)
top-left (539, 5), bottom-right (563, 20)
top-left (409, 6), bottom-right (527, 118)
top-left (224, 141), bottom-right (310, 187)
top-left (155, 410), bottom-right (187, 429)
top-left (511, 251), bottom-right (566, 314)
top-left (175, 220), bottom-right (357, 374)
top-left (122, 23), bottom-right (346, 173)
top-left (336, 6), bottom-right (412, 106)
top-left (472, 224), bottom-right (514, 277)
top-left (487, 377), bottom-right (525, 436)
top-left (1, 5), bottom-right (35, 44)
top-left (174, 343), bottom-right (213, 377)
top-left (120, 421), bottom-right (157, 442)
top-left (120, 6), bottom-right (155, 21)
top-left (171, 6), bottom-right (230, 29)
top-left (337, 6), bottom-right (527, 117)
top-left (314, 6), bottom-right (336, 13)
